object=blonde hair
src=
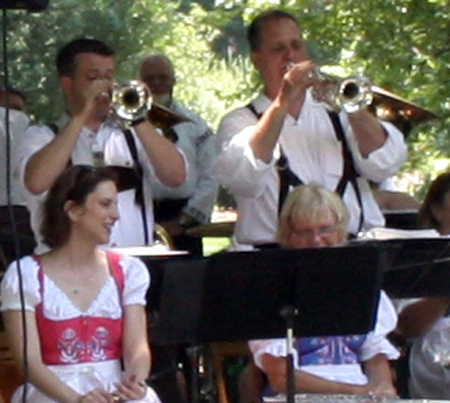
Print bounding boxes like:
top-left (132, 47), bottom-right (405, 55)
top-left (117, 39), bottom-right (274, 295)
top-left (277, 184), bottom-right (349, 247)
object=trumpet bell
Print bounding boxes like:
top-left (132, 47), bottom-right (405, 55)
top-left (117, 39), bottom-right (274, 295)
top-left (336, 75), bottom-right (373, 114)
top-left (311, 69), bottom-right (373, 114)
top-left (310, 66), bottom-right (439, 134)
top-left (111, 80), bottom-right (151, 122)
top-left (110, 80), bottom-right (192, 129)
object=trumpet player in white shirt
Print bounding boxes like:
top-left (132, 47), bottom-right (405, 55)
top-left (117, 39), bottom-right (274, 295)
top-left (215, 9), bottom-right (407, 249)
top-left (13, 38), bottom-right (186, 253)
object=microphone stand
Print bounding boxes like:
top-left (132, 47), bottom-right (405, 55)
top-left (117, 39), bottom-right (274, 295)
top-left (280, 306), bottom-right (297, 403)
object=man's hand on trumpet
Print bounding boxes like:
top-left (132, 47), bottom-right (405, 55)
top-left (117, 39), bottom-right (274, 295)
top-left (277, 60), bottom-right (316, 111)
top-left (77, 78), bottom-right (113, 124)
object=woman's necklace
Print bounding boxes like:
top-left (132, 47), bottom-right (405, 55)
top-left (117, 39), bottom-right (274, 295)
top-left (71, 272), bottom-right (98, 295)
top-left (59, 250), bottom-right (106, 298)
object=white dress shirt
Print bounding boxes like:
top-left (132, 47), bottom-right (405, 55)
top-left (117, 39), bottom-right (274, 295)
top-left (150, 101), bottom-right (217, 224)
top-left (0, 107), bottom-right (29, 206)
top-left (215, 91), bottom-right (408, 246)
top-left (13, 115), bottom-right (165, 253)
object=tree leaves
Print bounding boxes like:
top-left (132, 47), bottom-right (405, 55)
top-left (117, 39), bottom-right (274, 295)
top-left (1, 0), bottom-right (448, 197)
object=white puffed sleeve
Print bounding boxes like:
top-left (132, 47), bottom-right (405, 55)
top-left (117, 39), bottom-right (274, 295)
top-left (0, 256), bottom-right (41, 312)
top-left (358, 291), bottom-right (400, 362)
top-left (120, 255), bottom-right (150, 306)
top-left (248, 339), bottom-right (287, 370)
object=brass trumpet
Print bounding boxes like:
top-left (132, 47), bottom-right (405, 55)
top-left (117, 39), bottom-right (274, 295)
top-left (307, 66), bottom-right (439, 135)
top-left (309, 68), bottom-right (373, 114)
top-left (110, 80), bottom-right (191, 129)
top-left (111, 80), bottom-right (150, 122)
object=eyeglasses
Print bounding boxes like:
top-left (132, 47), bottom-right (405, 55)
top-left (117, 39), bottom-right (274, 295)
top-left (290, 224), bottom-right (338, 240)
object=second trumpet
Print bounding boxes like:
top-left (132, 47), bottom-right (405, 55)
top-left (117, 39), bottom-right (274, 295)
top-left (111, 80), bottom-right (151, 122)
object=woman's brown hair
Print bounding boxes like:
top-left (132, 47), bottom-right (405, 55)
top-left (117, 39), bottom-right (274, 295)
top-left (41, 165), bottom-right (117, 249)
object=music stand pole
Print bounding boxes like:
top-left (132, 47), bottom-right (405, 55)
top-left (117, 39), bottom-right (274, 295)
top-left (186, 343), bottom-right (201, 403)
top-left (281, 306), bottom-right (297, 403)
top-left (150, 246), bottom-right (384, 402)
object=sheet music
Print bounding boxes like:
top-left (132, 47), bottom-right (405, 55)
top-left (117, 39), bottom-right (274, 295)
top-left (358, 227), bottom-right (442, 240)
top-left (107, 244), bottom-right (188, 257)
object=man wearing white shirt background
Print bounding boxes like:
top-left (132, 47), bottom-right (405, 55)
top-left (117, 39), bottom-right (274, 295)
top-left (140, 54), bottom-right (217, 255)
top-left (0, 86), bottom-right (27, 113)
top-left (0, 104), bottom-right (33, 269)
top-left (215, 9), bottom-right (408, 249)
top-left (139, 54), bottom-right (218, 403)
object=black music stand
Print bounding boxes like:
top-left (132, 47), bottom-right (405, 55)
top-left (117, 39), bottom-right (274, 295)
top-left (383, 209), bottom-right (420, 230)
top-left (151, 244), bottom-right (385, 403)
top-left (360, 237), bottom-right (450, 298)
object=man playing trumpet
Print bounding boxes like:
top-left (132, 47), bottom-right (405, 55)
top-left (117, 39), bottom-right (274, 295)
top-left (13, 38), bottom-right (186, 253)
top-left (215, 9), bottom-right (407, 249)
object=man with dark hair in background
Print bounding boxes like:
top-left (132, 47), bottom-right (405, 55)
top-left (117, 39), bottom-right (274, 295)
top-left (0, 86), bottom-right (27, 112)
top-left (13, 38), bottom-right (186, 253)
top-left (0, 87), bottom-right (33, 269)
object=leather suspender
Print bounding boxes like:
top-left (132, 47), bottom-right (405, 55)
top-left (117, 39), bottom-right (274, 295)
top-left (246, 104), bottom-right (364, 232)
top-left (122, 129), bottom-right (149, 244)
top-left (47, 123), bottom-right (150, 244)
top-left (276, 152), bottom-right (303, 214)
top-left (327, 111), bottom-right (364, 233)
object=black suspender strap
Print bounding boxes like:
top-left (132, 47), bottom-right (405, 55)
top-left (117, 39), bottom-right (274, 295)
top-left (246, 103), bottom-right (304, 215)
top-left (246, 103), bottom-right (263, 120)
top-left (327, 111), bottom-right (364, 233)
top-left (48, 122), bottom-right (149, 243)
top-left (46, 122), bottom-right (59, 136)
top-left (122, 129), bottom-right (149, 244)
top-left (276, 150), bottom-right (304, 214)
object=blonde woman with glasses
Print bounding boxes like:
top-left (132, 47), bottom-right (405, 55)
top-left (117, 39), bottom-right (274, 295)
top-left (246, 184), bottom-right (399, 399)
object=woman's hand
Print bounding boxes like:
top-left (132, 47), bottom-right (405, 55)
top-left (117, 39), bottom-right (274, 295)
top-left (362, 380), bottom-right (397, 397)
top-left (112, 374), bottom-right (147, 402)
top-left (77, 387), bottom-right (116, 403)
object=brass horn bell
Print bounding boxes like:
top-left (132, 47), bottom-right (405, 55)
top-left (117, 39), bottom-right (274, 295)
top-left (111, 80), bottom-right (191, 129)
top-left (309, 68), bottom-right (373, 114)
top-left (111, 80), bottom-right (150, 122)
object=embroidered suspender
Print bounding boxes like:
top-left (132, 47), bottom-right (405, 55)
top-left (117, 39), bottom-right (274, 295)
top-left (106, 251), bottom-right (125, 301)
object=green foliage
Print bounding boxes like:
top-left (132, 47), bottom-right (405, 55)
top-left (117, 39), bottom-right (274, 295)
top-left (1, 0), bottom-right (153, 122)
top-left (1, 0), bottom-right (449, 197)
